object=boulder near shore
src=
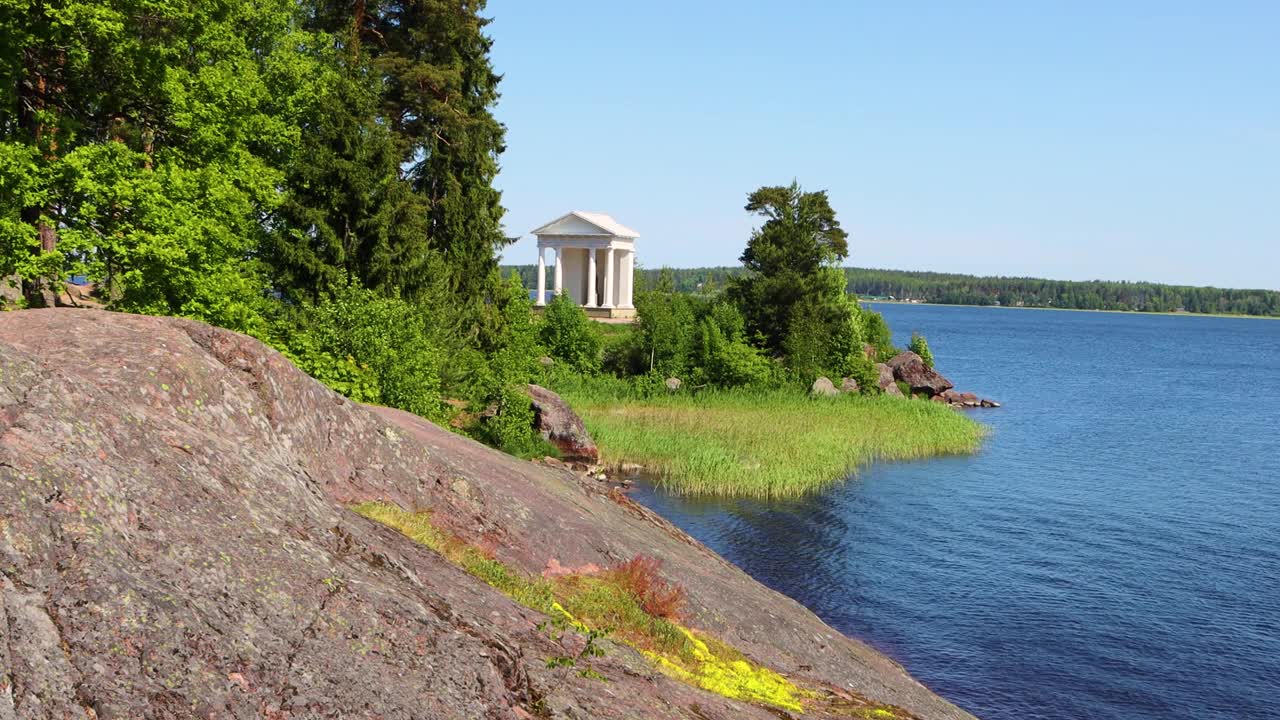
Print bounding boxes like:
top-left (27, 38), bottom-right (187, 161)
top-left (886, 351), bottom-right (1000, 409)
top-left (0, 309), bottom-right (977, 720)
top-left (525, 383), bottom-right (599, 464)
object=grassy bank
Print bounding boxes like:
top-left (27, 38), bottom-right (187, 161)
top-left (552, 376), bottom-right (986, 497)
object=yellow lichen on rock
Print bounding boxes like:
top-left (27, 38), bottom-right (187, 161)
top-left (643, 627), bottom-right (804, 713)
top-left (354, 501), bottom-right (805, 713)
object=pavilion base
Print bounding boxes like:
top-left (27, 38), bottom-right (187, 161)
top-left (585, 306), bottom-right (635, 320)
top-left (535, 305), bottom-right (635, 320)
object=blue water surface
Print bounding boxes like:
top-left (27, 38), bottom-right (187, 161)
top-left (632, 304), bottom-right (1280, 720)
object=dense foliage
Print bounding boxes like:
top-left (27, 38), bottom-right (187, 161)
top-left (843, 268), bottom-right (1280, 316)
top-left (275, 278), bottom-right (446, 421)
top-left (1, 0), bottom-right (936, 464)
top-left (0, 0), bottom-right (554, 453)
top-left (1, 0), bottom-right (508, 311)
top-left (565, 184), bottom-right (894, 394)
top-left (540, 292), bottom-right (602, 372)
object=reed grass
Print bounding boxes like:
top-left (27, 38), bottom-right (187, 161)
top-left (556, 378), bottom-right (986, 497)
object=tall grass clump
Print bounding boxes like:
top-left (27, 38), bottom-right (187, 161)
top-left (557, 381), bottom-right (986, 497)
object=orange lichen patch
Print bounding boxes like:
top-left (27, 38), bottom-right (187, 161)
top-left (543, 557), bottom-right (602, 578)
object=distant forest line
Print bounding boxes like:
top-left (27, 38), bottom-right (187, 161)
top-left (502, 265), bottom-right (1280, 317)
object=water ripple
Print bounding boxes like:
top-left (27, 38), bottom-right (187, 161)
top-left (633, 305), bottom-right (1280, 720)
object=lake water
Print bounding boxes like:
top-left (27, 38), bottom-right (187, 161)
top-left (632, 304), bottom-right (1280, 720)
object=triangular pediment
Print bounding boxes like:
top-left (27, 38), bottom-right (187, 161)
top-left (531, 211), bottom-right (639, 238)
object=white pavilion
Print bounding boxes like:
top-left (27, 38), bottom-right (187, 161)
top-left (531, 211), bottom-right (637, 319)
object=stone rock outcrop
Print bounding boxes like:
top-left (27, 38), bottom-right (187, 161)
top-left (841, 377), bottom-right (860, 394)
top-left (526, 383), bottom-right (599, 464)
top-left (876, 363), bottom-right (904, 397)
top-left (0, 310), bottom-right (977, 720)
top-left (938, 388), bottom-right (1002, 410)
top-left (887, 351), bottom-right (954, 397)
top-left (665, 376), bottom-right (682, 392)
top-left (811, 376), bottom-right (839, 396)
top-left (0, 274), bottom-right (21, 306)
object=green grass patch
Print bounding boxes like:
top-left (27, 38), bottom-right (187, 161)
top-left (552, 377), bottom-right (986, 497)
top-left (351, 501), bottom-right (805, 712)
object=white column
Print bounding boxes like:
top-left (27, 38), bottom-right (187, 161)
top-left (553, 247), bottom-right (563, 296)
top-left (602, 247), bottom-right (615, 307)
top-left (622, 251), bottom-right (634, 308)
top-left (587, 248), bottom-right (597, 307)
top-left (535, 247), bottom-right (546, 306)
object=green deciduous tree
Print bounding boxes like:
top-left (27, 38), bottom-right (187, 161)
top-left (633, 269), bottom-right (697, 377)
top-left (1, 0), bottom-right (326, 330)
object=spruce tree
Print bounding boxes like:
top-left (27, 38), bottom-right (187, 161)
top-left (269, 70), bottom-right (429, 300)
top-left (373, 0), bottom-right (507, 301)
top-left (275, 0), bottom-right (508, 304)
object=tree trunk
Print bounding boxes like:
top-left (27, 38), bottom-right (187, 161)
top-left (18, 41), bottom-right (64, 308)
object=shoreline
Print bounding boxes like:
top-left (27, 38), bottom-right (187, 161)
top-left (862, 299), bottom-right (1280, 321)
top-left (562, 387), bottom-right (986, 498)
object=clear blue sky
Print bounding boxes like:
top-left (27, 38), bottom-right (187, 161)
top-left (487, 1), bottom-right (1279, 290)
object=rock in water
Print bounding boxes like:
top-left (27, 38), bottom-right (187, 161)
top-left (876, 363), bottom-right (904, 396)
top-left (0, 310), bottom-right (977, 720)
top-left (526, 383), bottom-right (599, 464)
top-left (811, 376), bottom-right (839, 396)
top-left (887, 351), bottom-right (955, 397)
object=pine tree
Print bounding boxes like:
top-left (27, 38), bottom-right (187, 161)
top-left (728, 181), bottom-right (850, 356)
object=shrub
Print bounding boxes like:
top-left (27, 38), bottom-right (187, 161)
top-left (607, 555), bottom-right (687, 621)
top-left (601, 324), bottom-right (646, 377)
top-left (780, 301), bottom-right (830, 383)
top-left (477, 385), bottom-right (550, 458)
top-left (908, 332), bottom-right (935, 369)
top-left (279, 331), bottom-right (382, 403)
top-left (471, 273), bottom-right (547, 455)
top-left (841, 352), bottom-right (880, 395)
top-left (858, 309), bottom-right (895, 360)
top-left (540, 292), bottom-right (602, 372)
top-left (634, 271), bottom-right (698, 377)
top-left (280, 278), bottom-right (445, 422)
top-left (706, 301), bottom-right (747, 342)
top-left (694, 317), bottom-right (777, 388)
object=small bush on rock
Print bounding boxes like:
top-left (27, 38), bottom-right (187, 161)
top-left (909, 332), bottom-right (935, 369)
